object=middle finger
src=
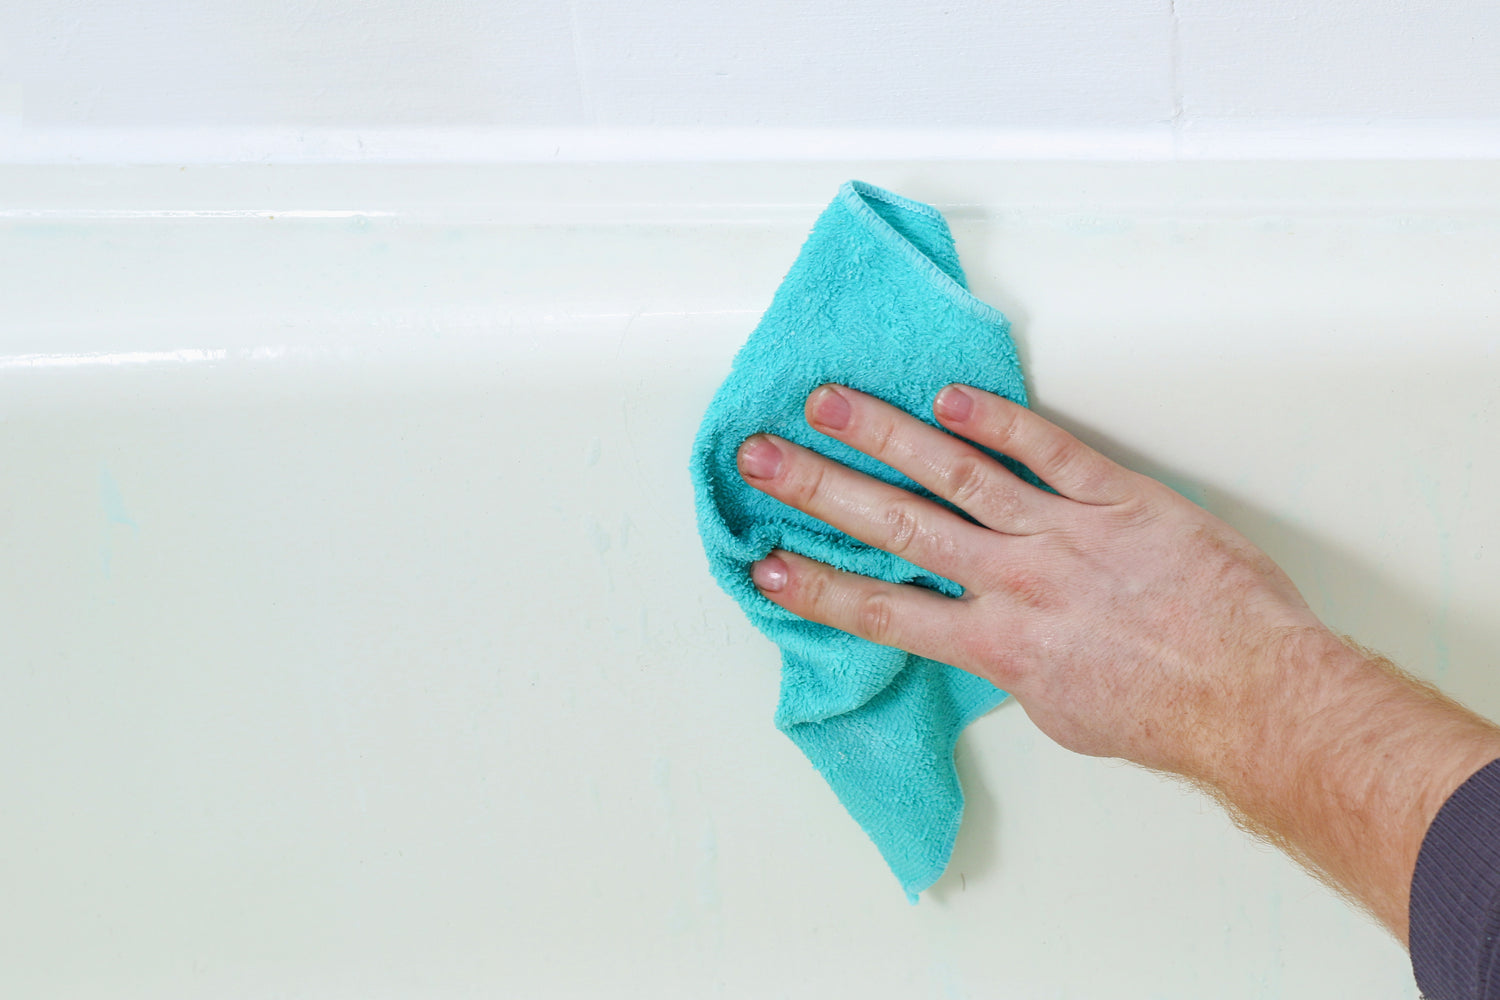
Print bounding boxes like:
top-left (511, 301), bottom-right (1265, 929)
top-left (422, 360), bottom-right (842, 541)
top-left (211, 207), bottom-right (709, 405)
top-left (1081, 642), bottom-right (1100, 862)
top-left (806, 383), bottom-right (1059, 534)
top-left (737, 433), bottom-right (990, 586)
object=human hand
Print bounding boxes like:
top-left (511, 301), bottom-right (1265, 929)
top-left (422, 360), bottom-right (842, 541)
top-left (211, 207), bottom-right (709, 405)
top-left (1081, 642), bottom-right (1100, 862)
top-left (736, 383), bottom-right (1331, 785)
top-left (740, 384), bottom-right (1500, 941)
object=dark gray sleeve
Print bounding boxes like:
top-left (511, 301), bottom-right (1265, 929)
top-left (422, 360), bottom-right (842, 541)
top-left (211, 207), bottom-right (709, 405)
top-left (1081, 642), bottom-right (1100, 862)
top-left (1409, 756), bottom-right (1500, 1000)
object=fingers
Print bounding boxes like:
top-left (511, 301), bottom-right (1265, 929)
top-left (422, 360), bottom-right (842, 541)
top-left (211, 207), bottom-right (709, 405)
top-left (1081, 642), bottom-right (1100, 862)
top-left (751, 549), bottom-right (972, 664)
top-left (737, 432), bottom-right (991, 586)
top-left (804, 384), bottom-right (1059, 534)
top-left (933, 385), bottom-right (1132, 505)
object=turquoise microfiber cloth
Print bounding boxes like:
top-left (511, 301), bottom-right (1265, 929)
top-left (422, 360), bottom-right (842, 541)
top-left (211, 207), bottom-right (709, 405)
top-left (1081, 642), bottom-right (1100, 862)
top-left (690, 180), bottom-right (1031, 902)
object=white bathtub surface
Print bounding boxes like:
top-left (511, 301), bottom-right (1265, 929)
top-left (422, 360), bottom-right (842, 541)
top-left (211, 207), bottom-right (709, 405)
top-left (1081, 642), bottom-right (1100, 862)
top-left (4, 162), bottom-right (1500, 998)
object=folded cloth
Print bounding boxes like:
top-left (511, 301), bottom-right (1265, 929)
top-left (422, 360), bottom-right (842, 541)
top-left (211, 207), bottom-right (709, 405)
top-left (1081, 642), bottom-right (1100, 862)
top-left (690, 180), bottom-right (1031, 901)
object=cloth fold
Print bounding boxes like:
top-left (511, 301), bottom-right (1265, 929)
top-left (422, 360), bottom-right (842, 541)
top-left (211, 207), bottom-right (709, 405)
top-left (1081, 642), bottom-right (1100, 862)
top-left (690, 180), bottom-right (1029, 901)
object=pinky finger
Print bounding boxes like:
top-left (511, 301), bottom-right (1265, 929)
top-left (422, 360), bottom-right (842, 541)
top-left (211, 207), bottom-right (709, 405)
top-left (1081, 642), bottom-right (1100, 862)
top-left (751, 549), bottom-right (968, 665)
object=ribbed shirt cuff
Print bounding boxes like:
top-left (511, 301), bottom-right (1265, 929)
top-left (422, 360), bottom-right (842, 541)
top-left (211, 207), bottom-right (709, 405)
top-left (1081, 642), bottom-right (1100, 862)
top-left (1410, 756), bottom-right (1500, 1000)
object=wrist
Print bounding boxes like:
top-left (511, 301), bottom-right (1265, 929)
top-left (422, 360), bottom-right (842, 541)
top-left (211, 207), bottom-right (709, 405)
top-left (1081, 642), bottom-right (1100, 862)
top-left (1202, 625), bottom-right (1358, 809)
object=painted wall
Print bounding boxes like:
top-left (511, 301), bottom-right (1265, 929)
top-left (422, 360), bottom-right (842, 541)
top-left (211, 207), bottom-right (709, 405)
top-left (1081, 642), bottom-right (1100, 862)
top-left (3, 0), bottom-right (1500, 161)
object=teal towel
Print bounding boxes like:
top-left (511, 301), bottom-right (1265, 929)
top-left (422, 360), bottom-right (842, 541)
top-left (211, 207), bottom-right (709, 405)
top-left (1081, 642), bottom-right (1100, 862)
top-left (690, 180), bottom-right (1028, 902)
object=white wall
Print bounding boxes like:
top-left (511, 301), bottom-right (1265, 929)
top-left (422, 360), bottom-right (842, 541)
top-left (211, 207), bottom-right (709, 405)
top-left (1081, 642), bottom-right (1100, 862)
top-left (3, 0), bottom-right (1500, 162)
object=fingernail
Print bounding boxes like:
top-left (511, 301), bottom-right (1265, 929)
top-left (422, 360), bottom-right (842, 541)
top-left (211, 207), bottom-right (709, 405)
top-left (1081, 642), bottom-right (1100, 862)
top-left (752, 555), bottom-right (789, 592)
top-left (738, 436), bottom-right (783, 479)
top-left (809, 385), bottom-right (852, 431)
top-left (935, 385), bottom-right (973, 421)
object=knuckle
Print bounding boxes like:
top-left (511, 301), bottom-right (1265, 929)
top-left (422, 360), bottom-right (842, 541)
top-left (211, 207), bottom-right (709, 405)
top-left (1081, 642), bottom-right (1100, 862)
top-left (790, 560), bottom-right (832, 614)
top-left (866, 415), bottom-right (900, 460)
top-left (998, 567), bottom-right (1062, 612)
top-left (983, 652), bottom-right (1027, 690)
top-left (786, 460), bottom-right (830, 509)
top-left (1111, 491), bottom-right (1159, 528)
top-left (1033, 434), bottom-right (1077, 478)
top-left (987, 484), bottom-right (1029, 527)
top-left (856, 592), bottom-right (898, 646)
top-left (945, 455), bottom-right (990, 507)
top-left (881, 500), bottom-right (923, 556)
top-left (1069, 450), bottom-right (1113, 488)
top-left (956, 622), bottom-right (1029, 687)
top-left (989, 404), bottom-right (1027, 452)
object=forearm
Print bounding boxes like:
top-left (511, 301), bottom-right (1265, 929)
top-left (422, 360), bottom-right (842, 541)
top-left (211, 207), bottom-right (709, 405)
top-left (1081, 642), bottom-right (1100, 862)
top-left (1204, 628), bottom-right (1500, 943)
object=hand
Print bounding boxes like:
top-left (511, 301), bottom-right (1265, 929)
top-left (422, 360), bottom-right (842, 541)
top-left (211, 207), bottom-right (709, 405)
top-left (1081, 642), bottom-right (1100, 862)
top-left (736, 383), bottom-right (1330, 785)
top-left (739, 384), bottom-right (1500, 942)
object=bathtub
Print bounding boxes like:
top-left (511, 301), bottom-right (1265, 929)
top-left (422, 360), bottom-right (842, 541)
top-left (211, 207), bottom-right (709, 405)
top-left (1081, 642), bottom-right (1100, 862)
top-left (3, 161), bottom-right (1497, 997)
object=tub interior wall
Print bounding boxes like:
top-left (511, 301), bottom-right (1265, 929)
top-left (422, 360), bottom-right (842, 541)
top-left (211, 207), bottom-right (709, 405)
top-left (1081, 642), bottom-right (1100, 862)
top-left (2, 162), bottom-right (1498, 998)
